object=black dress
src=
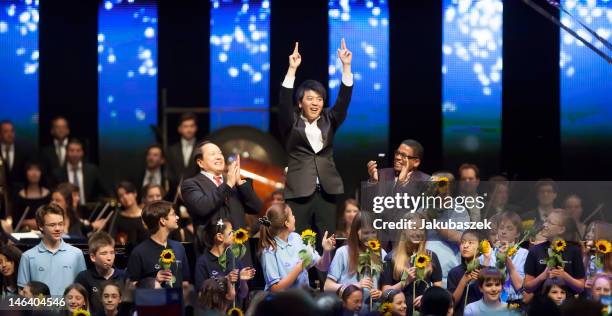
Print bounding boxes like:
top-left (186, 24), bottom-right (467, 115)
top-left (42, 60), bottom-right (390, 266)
top-left (110, 213), bottom-right (149, 246)
top-left (12, 190), bottom-right (51, 228)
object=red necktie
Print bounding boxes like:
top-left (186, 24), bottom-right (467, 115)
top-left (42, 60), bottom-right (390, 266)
top-left (214, 175), bottom-right (223, 186)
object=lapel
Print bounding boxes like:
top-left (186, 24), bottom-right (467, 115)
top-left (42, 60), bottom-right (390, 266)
top-left (294, 113), bottom-right (313, 153)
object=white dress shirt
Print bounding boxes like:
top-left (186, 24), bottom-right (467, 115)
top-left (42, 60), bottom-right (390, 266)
top-left (201, 170), bottom-right (223, 187)
top-left (1, 143), bottom-right (14, 171)
top-left (300, 115), bottom-right (323, 153)
top-left (143, 168), bottom-right (162, 187)
top-left (181, 138), bottom-right (195, 167)
top-left (54, 138), bottom-right (68, 166)
top-left (67, 161), bottom-right (86, 204)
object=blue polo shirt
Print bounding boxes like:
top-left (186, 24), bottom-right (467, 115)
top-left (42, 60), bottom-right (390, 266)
top-left (17, 239), bottom-right (87, 296)
top-left (261, 232), bottom-right (320, 291)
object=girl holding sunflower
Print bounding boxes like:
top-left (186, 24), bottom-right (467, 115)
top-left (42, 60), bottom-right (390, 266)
top-left (583, 221), bottom-right (612, 289)
top-left (259, 203), bottom-right (336, 292)
top-left (524, 210), bottom-right (585, 296)
top-left (381, 213), bottom-right (442, 316)
top-left (337, 284), bottom-right (363, 315)
top-left (379, 289), bottom-right (408, 316)
top-left (194, 217), bottom-right (255, 302)
top-left (324, 211), bottom-right (386, 313)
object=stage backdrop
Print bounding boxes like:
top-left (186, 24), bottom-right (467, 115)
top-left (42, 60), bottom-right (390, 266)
top-left (0, 0), bottom-right (39, 147)
top-left (98, 0), bottom-right (158, 187)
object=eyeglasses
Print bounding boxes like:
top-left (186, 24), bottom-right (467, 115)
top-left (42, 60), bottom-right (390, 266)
top-left (44, 222), bottom-right (64, 229)
top-left (394, 151), bottom-right (418, 160)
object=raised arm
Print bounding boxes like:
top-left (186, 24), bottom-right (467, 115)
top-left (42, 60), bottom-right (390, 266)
top-left (331, 38), bottom-right (353, 127)
top-left (278, 42), bottom-right (301, 133)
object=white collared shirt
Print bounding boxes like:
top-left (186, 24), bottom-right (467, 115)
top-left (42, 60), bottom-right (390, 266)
top-left (1, 143), bottom-right (14, 170)
top-left (300, 115), bottom-right (323, 153)
top-left (143, 168), bottom-right (162, 187)
top-left (201, 170), bottom-right (223, 186)
top-left (180, 138), bottom-right (195, 167)
top-left (67, 161), bottom-right (86, 204)
top-left (54, 138), bottom-right (68, 166)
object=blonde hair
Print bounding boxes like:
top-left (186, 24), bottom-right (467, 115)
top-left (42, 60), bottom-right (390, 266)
top-left (392, 212), bottom-right (432, 280)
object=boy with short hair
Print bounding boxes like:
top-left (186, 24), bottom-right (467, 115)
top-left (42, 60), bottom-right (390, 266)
top-left (127, 200), bottom-right (190, 288)
top-left (17, 203), bottom-right (87, 295)
top-left (75, 231), bottom-right (126, 314)
top-left (464, 267), bottom-right (508, 315)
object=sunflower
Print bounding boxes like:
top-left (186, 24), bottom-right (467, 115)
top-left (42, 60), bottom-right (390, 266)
top-left (234, 228), bottom-right (249, 245)
top-left (160, 249), bottom-right (175, 264)
top-left (415, 253), bottom-right (431, 269)
top-left (378, 302), bottom-right (393, 315)
top-left (553, 239), bottom-right (567, 252)
top-left (507, 246), bottom-right (518, 258)
top-left (595, 240), bottom-right (612, 254)
top-left (227, 307), bottom-right (244, 316)
top-left (301, 229), bottom-right (317, 239)
top-left (367, 239), bottom-right (381, 251)
top-left (435, 177), bottom-right (449, 193)
top-left (73, 309), bottom-right (91, 316)
top-left (480, 239), bottom-right (491, 255)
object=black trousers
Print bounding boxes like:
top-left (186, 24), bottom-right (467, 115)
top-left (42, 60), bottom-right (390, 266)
top-left (287, 189), bottom-right (338, 238)
top-left (287, 189), bottom-right (337, 290)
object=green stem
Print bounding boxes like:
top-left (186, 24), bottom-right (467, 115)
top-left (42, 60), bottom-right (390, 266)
top-left (464, 281), bottom-right (470, 311)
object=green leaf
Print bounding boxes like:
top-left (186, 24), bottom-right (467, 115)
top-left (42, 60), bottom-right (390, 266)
top-left (218, 251), bottom-right (228, 270)
top-left (400, 270), bottom-right (409, 285)
top-left (298, 249), bottom-right (313, 268)
top-left (416, 268), bottom-right (425, 281)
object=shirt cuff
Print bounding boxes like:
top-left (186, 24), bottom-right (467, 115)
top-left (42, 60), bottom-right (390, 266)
top-left (282, 75), bottom-right (295, 88)
top-left (341, 72), bottom-right (353, 87)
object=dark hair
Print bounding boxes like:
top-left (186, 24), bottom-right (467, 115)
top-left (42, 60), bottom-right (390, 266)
top-left (198, 277), bottom-right (229, 311)
top-left (527, 294), bottom-right (561, 316)
top-left (495, 211), bottom-right (524, 239)
top-left (67, 138), bottom-right (84, 150)
top-left (542, 277), bottom-right (569, 296)
top-left (35, 203), bottom-right (65, 228)
top-left (193, 140), bottom-right (214, 163)
top-left (253, 289), bottom-right (319, 316)
top-left (458, 163), bottom-right (480, 179)
top-left (146, 144), bottom-right (165, 158)
top-left (348, 211), bottom-right (377, 274)
top-left (202, 217), bottom-right (231, 249)
top-left (142, 183), bottom-right (166, 200)
top-left (179, 112), bottom-right (197, 125)
top-left (51, 115), bottom-right (69, 126)
top-left (26, 281), bottom-right (50, 296)
top-left (420, 286), bottom-right (454, 316)
top-left (0, 120), bottom-right (13, 128)
top-left (88, 231), bottom-right (115, 254)
top-left (337, 284), bottom-right (362, 302)
top-left (116, 181), bottom-right (137, 195)
top-left (400, 139), bottom-right (424, 160)
top-left (0, 245), bottom-right (22, 294)
top-left (535, 178), bottom-right (558, 194)
top-left (560, 298), bottom-right (605, 316)
top-left (461, 229), bottom-right (483, 241)
top-left (142, 200), bottom-right (174, 234)
top-left (100, 280), bottom-right (122, 301)
top-left (64, 283), bottom-right (90, 310)
top-left (296, 80), bottom-right (327, 105)
top-left (23, 161), bottom-right (44, 188)
top-left (52, 182), bottom-right (80, 223)
top-left (477, 267), bottom-right (505, 287)
top-left (382, 289), bottom-right (401, 303)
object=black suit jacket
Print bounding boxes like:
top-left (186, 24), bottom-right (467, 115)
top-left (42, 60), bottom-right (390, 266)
top-left (51, 162), bottom-right (107, 202)
top-left (278, 82), bottom-right (353, 199)
top-left (181, 173), bottom-right (262, 229)
top-left (166, 141), bottom-right (199, 181)
top-left (133, 165), bottom-right (177, 200)
top-left (41, 143), bottom-right (65, 175)
top-left (2, 142), bottom-right (31, 190)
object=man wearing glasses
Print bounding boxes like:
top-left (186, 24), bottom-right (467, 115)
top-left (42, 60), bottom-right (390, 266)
top-left (365, 139), bottom-right (430, 250)
top-left (17, 203), bottom-right (87, 295)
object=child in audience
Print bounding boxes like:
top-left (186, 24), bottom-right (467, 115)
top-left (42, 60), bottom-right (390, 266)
top-left (324, 211), bottom-right (385, 313)
top-left (17, 203), bottom-right (87, 296)
top-left (197, 276), bottom-right (235, 316)
top-left (75, 231), bottom-right (126, 314)
top-left (21, 281), bottom-right (50, 297)
top-left (64, 283), bottom-right (90, 314)
top-left (464, 268), bottom-right (507, 315)
top-left (194, 217), bottom-right (255, 300)
top-left (337, 284), bottom-right (363, 316)
top-left (0, 244), bottom-right (22, 297)
top-left (446, 230), bottom-right (483, 316)
top-left (99, 281), bottom-right (123, 316)
top-left (260, 203), bottom-right (335, 292)
top-left (542, 277), bottom-right (568, 306)
top-left (381, 289), bottom-right (408, 316)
